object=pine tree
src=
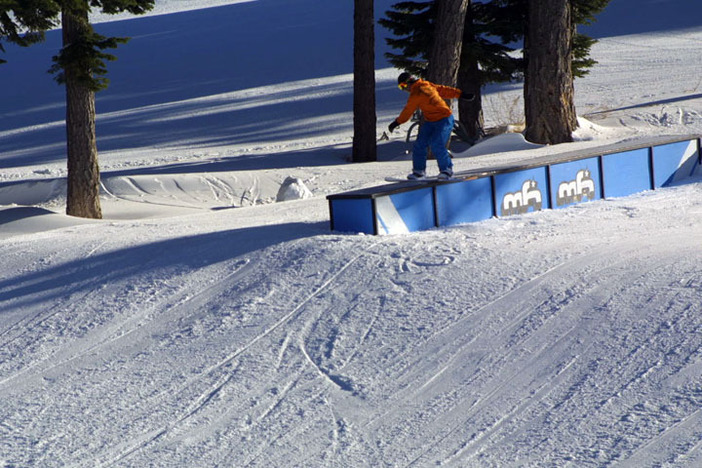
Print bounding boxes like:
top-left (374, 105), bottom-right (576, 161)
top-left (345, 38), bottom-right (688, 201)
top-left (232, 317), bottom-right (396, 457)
top-left (479, 0), bottom-right (610, 78)
top-left (1, 1), bottom-right (155, 219)
top-left (427, 0), bottom-right (469, 85)
top-left (353, 0), bottom-right (378, 162)
top-left (523, 0), bottom-right (611, 144)
top-left (379, 0), bottom-right (610, 139)
top-left (524, 0), bottom-right (577, 144)
top-left (458, 0), bottom-right (525, 139)
top-left (0, 1), bottom-right (59, 63)
top-left (378, 1), bottom-right (435, 78)
top-left (571, 0), bottom-right (612, 77)
top-left (379, 0), bottom-right (524, 139)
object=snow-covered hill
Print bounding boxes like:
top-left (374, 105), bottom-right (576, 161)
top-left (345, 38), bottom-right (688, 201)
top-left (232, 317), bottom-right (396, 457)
top-left (2, 0), bottom-right (702, 466)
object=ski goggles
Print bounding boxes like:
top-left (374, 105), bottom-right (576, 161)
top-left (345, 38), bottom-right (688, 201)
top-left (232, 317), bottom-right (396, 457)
top-left (398, 82), bottom-right (410, 91)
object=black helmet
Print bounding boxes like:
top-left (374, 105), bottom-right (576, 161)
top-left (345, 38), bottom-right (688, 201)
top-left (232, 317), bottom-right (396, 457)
top-left (397, 72), bottom-right (415, 85)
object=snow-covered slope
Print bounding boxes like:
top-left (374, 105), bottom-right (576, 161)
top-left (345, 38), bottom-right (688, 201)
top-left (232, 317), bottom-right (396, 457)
top-left (2, 0), bottom-right (702, 466)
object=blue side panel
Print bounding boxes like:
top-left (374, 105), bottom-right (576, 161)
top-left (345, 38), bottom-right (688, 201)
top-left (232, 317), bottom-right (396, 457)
top-left (435, 176), bottom-right (493, 226)
top-left (494, 167), bottom-right (549, 217)
top-left (549, 157), bottom-right (601, 209)
top-left (652, 140), bottom-right (699, 187)
top-left (601, 148), bottom-right (651, 198)
top-left (330, 198), bottom-right (375, 234)
top-left (376, 187), bottom-right (435, 234)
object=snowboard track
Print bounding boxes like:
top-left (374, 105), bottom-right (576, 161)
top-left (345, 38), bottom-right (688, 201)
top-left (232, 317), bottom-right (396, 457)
top-left (97, 253), bottom-right (363, 467)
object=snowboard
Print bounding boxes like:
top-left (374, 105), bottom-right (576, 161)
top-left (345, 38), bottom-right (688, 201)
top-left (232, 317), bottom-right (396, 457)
top-left (384, 171), bottom-right (487, 184)
top-left (385, 175), bottom-right (448, 183)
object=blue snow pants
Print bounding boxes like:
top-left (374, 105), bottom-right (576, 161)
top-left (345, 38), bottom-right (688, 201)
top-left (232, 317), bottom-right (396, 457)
top-left (412, 114), bottom-right (454, 174)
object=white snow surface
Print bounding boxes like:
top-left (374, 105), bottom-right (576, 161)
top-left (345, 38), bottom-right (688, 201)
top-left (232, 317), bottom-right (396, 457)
top-left (2, 0), bottom-right (702, 466)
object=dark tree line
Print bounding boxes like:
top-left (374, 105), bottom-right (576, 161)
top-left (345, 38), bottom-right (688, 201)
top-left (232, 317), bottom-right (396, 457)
top-left (349, 0), bottom-right (612, 158)
top-left (1, 1), bottom-right (154, 218)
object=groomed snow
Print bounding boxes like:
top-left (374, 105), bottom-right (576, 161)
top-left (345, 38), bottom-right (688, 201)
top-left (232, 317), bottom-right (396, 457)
top-left (1, 0), bottom-right (702, 466)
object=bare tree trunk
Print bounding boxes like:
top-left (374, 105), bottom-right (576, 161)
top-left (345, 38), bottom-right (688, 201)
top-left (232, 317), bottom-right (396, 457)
top-left (427, 0), bottom-right (469, 86)
top-left (524, 0), bottom-right (578, 144)
top-left (63, 8), bottom-right (102, 219)
top-left (457, 0), bottom-right (484, 142)
top-left (457, 58), bottom-right (483, 141)
top-left (352, 0), bottom-right (377, 162)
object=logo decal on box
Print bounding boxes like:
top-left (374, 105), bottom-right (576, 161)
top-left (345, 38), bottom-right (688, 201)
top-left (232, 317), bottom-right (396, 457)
top-left (501, 179), bottom-right (543, 216)
top-left (556, 169), bottom-right (596, 206)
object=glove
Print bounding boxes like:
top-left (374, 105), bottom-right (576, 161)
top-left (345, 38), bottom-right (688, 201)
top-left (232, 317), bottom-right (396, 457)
top-left (388, 120), bottom-right (400, 133)
top-left (460, 91), bottom-right (475, 101)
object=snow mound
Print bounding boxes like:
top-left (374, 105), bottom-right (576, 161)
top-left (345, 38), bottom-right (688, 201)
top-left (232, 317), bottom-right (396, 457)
top-left (0, 206), bottom-right (94, 239)
top-left (573, 116), bottom-right (621, 141)
top-left (101, 172), bottom-right (282, 209)
top-left (276, 176), bottom-right (313, 202)
top-left (0, 179), bottom-right (66, 207)
top-left (453, 132), bottom-right (545, 157)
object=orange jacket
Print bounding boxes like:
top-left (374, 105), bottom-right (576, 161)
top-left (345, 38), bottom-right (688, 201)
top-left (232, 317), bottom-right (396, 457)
top-left (396, 79), bottom-right (462, 124)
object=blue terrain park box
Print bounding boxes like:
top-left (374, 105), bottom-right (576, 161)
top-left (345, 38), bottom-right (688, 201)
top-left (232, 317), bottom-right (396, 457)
top-left (327, 136), bottom-right (701, 235)
top-left (375, 187), bottom-right (435, 234)
top-left (328, 198), bottom-right (375, 234)
top-left (435, 176), bottom-right (493, 226)
top-left (652, 139), bottom-right (700, 187)
top-left (327, 184), bottom-right (436, 235)
top-left (601, 148), bottom-right (652, 198)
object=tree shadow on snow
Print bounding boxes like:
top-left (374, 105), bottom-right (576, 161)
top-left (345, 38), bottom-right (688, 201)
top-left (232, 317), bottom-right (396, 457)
top-left (0, 0), bottom-right (400, 168)
top-left (0, 220), bottom-right (329, 308)
top-left (585, 93), bottom-right (702, 116)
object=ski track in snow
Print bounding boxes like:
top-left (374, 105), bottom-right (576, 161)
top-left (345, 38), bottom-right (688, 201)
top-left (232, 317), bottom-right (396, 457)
top-left (2, 193), bottom-right (702, 466)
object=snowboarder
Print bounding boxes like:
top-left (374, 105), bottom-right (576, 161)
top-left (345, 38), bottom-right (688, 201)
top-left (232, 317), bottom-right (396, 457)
top-left (388, 72), bottom-right (474, 180)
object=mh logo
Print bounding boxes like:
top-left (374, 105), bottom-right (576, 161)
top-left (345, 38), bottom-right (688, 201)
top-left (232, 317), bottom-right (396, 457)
top-left (556, 169), bottom-right (596, 206)
top-left (501, 179), bottom-right (542, 216)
